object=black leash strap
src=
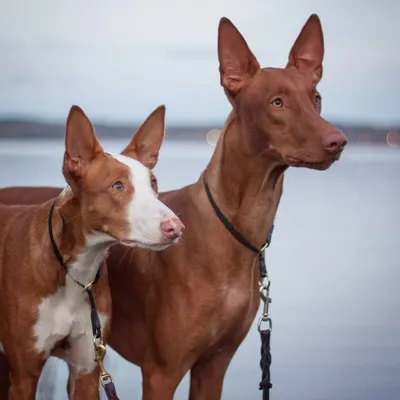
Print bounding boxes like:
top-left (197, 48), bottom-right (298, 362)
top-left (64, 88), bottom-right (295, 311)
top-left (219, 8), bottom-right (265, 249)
top-left (204, 179), bottom-right (274, 398)
top-left (48, 200), bottom-right (103, 338)
top-left (204, 180), bottom-right (273, 276)
top-left (259, 329), bottom-right (272, 400)
top-left (48, 200), bottom-right (119, 400)
top-left (204, 181), bottom-right (260, 253)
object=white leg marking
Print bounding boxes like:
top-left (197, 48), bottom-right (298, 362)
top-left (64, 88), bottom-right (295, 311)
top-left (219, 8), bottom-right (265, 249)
top-left (68, 367), bottom-right (77, 398)
top-left (65, 312), bottom-right (108, 374)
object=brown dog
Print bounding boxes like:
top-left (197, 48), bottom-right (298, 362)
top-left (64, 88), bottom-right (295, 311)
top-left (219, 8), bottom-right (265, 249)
top-left (0, 105), bottom-right (184, 399)
top-left (0, 14), bottom-right (346, 400)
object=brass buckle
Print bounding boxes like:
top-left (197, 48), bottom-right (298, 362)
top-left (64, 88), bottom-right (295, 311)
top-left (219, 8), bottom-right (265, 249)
top-left (84, 279), bottom-right (95, 291)
top-left (93, 337), bottom-right (113, 388)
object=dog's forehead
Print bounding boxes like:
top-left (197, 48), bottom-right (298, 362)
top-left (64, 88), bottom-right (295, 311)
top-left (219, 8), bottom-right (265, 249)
top-left (111, 154), bottom-right (151, 185)
top-left (81, 153), bottom-right (151, 194)
top-left (259, 67), bottom-right (314, 93)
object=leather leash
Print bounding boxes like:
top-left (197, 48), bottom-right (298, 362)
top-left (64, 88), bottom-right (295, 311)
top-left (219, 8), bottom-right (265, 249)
top-left (204, 179), bottom-right (274, 399)
top-left (48, 200), bottom-right (119, 400)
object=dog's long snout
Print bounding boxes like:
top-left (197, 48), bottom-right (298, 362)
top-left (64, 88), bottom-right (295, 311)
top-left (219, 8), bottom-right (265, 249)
top-left (160, 218), bottom-right (185, 240)
top-left (323, 130), bottom-right (348, 153)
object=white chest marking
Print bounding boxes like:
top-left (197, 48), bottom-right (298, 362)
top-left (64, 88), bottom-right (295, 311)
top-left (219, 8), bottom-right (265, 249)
top-left (33, 232), bottom-right (111, 374)
top-left (34, 283), bottom-right (108, 373)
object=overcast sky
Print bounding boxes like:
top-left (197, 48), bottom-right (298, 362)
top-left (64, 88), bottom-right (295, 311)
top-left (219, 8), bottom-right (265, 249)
top-left (1, 0), bottom-right (399, 126)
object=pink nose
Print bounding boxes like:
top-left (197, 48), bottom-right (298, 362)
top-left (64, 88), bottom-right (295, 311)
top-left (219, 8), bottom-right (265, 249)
top-left (323, 130), bottom-right (348, 153)
top-left (160, 218), bottom-right (185, 240)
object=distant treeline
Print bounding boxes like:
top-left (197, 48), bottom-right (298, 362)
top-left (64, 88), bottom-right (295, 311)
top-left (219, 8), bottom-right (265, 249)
top-left (0, 120), bottom-right (398, 144)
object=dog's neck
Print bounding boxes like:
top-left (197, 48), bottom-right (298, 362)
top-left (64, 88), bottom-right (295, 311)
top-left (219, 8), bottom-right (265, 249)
top-left (51, 188), bottom-right (114, 285)
top-left (205, 111), bottom-right (287, 249)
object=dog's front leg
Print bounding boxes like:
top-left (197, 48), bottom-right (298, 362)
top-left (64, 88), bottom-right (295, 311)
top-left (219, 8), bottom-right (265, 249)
top-left (0, 353), bottom-right (11, 398)
top-left (68, 365), bottom-right (100, 400)
top-left (7, 355), bottom-right (45, 400)
top-left (188, 350), bottom-right (234, 400)
top-left (65, 332), bottom-right (103, 400)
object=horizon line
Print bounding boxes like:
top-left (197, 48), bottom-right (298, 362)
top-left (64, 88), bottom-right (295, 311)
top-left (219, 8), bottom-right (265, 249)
top-left (0, 114), bottom-right (399, 130)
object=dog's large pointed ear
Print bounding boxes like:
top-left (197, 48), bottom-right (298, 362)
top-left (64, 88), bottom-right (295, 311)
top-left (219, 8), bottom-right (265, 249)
top-left (218, 17), bottom-right (260, 96)
top-left (121, 105), bottom-right (166, 169)
top-left (63, 106), bottom-right (104, 179)
top-left (287, 14), bottom-right (324, 85)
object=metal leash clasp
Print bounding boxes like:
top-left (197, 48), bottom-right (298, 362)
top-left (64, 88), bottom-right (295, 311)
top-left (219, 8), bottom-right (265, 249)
top-left (257, 247), bottom-right (272, 333)
top-left (257, 279), bottom-right (272, 332)
top-left (84, 279), bottom-right (95, 291)
top-left (93, 337), bottom-right (113, 388)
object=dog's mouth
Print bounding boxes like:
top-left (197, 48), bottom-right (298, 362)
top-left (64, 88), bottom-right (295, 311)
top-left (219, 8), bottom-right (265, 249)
top-left (120, 237), bottom-right (180, 251)
top-left (286, 151), bottom-right (342, 170)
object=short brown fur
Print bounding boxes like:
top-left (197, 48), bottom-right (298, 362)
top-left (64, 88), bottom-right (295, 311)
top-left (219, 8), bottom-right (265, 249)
top-left (0, 15), bottom-right (346, 399)
top-left (0, 104), bottom-right (180, 399)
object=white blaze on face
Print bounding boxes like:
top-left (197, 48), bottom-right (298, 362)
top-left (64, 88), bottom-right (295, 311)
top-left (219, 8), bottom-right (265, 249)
top-left (112, 154), bottom-right (178, 247)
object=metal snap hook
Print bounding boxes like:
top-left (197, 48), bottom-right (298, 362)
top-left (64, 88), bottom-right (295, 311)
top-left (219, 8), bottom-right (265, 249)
top-left (257, 316), bottom-right (272, 333)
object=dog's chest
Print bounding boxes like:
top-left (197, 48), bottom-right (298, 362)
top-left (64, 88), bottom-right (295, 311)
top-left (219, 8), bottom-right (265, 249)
top-left (222, 283), bottom-right (258, 325)
top-left (202, 281), bottom-right (258, 347)
top-left (33, 281), bottom-right (107, 370)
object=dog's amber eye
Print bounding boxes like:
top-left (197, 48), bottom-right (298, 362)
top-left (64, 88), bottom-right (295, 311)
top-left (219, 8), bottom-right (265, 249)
top-left (112, 181), bottom-right (124, 191)
top-left (315, 94), bottom-right (322, 105)
top-left (271, 98), bottom-right (283, 108)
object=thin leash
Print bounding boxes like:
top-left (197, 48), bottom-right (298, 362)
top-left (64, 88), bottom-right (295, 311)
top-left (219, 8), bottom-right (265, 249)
top-left (48, 200), bottom-right (119, 400)
top-left (204, 179), bottom-right (274, 400)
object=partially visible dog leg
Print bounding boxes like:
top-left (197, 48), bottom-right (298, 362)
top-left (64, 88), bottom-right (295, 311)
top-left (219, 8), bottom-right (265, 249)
top-left (189, 351), bottom-right (234, 400)
top-left (65, 331), bottom-right (105, 400)
top-left (7, 358), bottom-right (44, 400)
top-left (141, 363), bottom-right (188, 400)
top-left (0, 353), bottom-right (11, 398)
top-left (68, 366), bottom-right (100, 400)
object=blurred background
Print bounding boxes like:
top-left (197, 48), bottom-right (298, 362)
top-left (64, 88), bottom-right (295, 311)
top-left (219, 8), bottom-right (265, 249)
top-left (0, 0), bottom-right (399, 399)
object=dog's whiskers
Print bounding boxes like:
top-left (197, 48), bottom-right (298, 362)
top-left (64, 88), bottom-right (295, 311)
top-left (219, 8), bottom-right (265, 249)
top-left (116, 247), bottom-right (130, 269)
